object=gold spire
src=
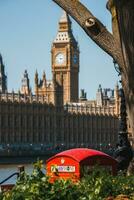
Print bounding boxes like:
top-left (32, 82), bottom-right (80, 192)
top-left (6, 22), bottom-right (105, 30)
top-left (54, 10), bottom-right (77, 45)
top-left (59, 10), bottom-right (71, 32)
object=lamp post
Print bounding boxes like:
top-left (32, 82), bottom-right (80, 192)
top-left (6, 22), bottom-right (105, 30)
top-left (113, 60), bottom-right (133, 171)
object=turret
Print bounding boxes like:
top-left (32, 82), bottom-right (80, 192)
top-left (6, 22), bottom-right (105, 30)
top-left (0, 54), bottom-right (4, 73)
top-left (0, 53), bottom-right (7, 93)
top-left (35, 70), bottom-right (38, 86)
top-left (42, 71), bottom-right (47, 87)
top-left (20, 70), bottom-right (30, 95)
top-left (96, 84), bottom-right (103, 106)
top-left (80, 89), bottom-right (87, 101)
top-left (34, 70), bottom-right (39, 95)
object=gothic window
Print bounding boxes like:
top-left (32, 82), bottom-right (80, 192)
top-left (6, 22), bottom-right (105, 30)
top-left (1, 115), bottom-right (6, 128)
top-left (8, 116), bottom-right (11, 128)
top-left (46, 116), bottom-right (50, 129)
top-left (38, 116), bottom-right (42, 127)
top-left (50, 116), bottom-right (53, 128)
top-left (21, 116), bottom-right (25, 128)
top-left (73, 114), bottom-right (77, 128)
top-left (27, 115), bottom-right (31, 129)
top-left (14, 115), bottom-right (19, 128)
top-left (44, 116), bottom-right (46, 128)
top-left (33, 116), bottom-right (37, 128)
top-left (64, 115), bottom-right (68, 128)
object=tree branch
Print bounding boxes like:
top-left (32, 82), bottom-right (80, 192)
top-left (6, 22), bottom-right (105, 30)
top-left (52, 0), bottom-right (124, 69)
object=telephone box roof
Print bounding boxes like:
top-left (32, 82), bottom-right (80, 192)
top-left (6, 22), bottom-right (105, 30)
top-left (46, 148), bottom-right (117, 164)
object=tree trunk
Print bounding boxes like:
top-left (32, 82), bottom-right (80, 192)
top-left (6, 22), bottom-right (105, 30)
top-left (114, 0), bottom-right (134, 145)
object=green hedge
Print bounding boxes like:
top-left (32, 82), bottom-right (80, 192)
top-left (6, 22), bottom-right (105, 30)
top-left (0, 161), bottom-right (134, 200)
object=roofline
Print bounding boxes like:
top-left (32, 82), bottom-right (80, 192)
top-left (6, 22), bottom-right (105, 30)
top-left (46, 148), bottom-right (117, 164)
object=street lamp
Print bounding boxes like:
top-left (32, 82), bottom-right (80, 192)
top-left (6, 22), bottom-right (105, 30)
top-left (113, 60), bottom-right (133, 171)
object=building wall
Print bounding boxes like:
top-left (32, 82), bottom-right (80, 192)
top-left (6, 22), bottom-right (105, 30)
top-left (0, 96), bottom-right (119, 150)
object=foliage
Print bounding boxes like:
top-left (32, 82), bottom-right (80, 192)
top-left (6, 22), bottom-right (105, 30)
top-left (0, 161), bottom-right (134, 200)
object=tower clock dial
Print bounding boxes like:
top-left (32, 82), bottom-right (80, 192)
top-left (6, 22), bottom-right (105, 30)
top-left (55, 53), bottom-right (65, 64)
top-left (73, 54), bottom-right (78, 64)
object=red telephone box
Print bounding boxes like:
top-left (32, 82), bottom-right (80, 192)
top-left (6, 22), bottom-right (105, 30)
top-left (46, 148), bottom-right (117, 182)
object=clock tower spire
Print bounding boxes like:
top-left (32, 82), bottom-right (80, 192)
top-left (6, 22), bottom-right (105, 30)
top-left (51, 11), bottom-right (79, 104)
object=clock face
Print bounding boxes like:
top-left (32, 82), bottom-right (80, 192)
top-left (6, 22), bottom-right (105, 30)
top-left (55, 53), bottom-right (65, 64)
top-left (73, 54), bottom-right (78, 64)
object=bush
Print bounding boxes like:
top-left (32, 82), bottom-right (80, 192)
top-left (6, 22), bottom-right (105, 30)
top-left (0, 161), bottom-right (134, 200)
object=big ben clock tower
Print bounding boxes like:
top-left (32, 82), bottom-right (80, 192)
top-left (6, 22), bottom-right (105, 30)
top-left (51, 11), bottom-right (79, 104)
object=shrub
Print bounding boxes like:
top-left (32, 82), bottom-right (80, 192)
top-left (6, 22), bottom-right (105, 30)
top-left (0, 161), bottom-right (134, 200)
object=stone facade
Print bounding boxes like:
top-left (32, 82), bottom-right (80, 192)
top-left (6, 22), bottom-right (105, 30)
top-left (0, 11), bottom-right (122, 150)
top-left (0, 95), bottom-right (119, 150)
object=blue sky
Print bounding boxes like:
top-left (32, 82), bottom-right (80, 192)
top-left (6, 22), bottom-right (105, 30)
top-left (0, 0), bottom-right (119, 99)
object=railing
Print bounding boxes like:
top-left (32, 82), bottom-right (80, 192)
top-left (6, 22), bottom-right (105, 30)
top-left (0, 166), bottom-right (24, 192)
top-left (0, 172), bottom-right (19, 185)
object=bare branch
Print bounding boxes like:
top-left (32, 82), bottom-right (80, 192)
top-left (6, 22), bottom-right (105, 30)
top-left (53, 0), bottom-right (124, 68)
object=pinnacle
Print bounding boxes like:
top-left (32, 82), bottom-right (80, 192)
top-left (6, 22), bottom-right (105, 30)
top-left (0, 53), bottom-right (3, 65)
top-left (59, 10), bottom-right (71, 24)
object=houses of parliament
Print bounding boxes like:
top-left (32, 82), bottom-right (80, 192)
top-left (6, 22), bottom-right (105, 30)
top-left (0, 11), bottom-right (130, 151)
